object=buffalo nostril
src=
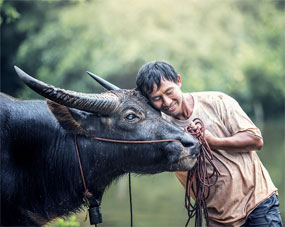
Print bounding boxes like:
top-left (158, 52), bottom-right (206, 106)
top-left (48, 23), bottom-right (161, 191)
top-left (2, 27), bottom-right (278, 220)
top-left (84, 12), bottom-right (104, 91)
top-left (182, 141), bottom-right (194, 148)
top-left (180, 136), bottom-right (197, 148)
top-left (180, 136), bottom-right (200, 155)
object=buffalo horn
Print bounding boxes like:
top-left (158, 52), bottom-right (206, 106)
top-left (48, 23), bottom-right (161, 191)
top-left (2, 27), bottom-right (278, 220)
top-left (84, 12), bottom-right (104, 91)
top-left (14, 66), bottom-right (119, 115)
top-left (87, 71), bottom-right (120, 90)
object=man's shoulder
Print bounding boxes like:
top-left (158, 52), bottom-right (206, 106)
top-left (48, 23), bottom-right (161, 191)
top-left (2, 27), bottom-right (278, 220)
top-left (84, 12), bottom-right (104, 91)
top-left (191, 91), bottom-right (229, 98)
top-left (190, 91), bottom-right (241, 114)
top-left (191, 91), bottom-right (234, 103)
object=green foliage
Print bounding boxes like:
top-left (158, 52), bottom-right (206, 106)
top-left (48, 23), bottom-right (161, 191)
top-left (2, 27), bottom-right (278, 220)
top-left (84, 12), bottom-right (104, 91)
top-left (3, 0), bottom-right (284, 119)
top-left (1, 0), bottom-right (85, 95)
top-left (236, 1), bottom-right (285, 117)
top-left (50, 215), bottom-right (80, 227)
top-left (0, 0), bottom-right (20, 24)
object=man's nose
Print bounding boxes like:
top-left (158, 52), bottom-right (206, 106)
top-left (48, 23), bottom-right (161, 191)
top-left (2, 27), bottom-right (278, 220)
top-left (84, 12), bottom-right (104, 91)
top-left (162, 95), bottom-right (172, 107)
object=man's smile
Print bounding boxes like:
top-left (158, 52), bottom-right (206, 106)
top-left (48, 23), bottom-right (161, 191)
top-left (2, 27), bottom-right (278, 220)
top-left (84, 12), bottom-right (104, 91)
top-left (164, 101), bottom-right (178, 113)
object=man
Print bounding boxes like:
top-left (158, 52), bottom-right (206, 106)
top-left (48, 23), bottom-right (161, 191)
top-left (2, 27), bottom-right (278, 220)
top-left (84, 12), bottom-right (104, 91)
top-left (136, 61), bottom-right (282, 226)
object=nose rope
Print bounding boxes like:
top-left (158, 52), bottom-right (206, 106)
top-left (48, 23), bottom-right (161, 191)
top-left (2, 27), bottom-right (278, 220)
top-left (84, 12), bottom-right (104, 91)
top-left (184, 118), bottom-right (220, 227)
top-left (91, 136), bottom-right (180, 144)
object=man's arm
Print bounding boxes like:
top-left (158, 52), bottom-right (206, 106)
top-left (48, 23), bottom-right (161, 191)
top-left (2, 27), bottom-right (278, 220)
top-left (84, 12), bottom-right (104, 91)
top-left (205, 130), bottom-right (264, 153)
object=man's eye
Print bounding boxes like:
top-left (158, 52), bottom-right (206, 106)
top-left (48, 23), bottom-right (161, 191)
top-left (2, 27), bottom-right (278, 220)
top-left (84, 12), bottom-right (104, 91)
top-left (166, 90), bottom-right (173, 95)
top-left (152, 97), bottom-right (161, 102)
top-left (125, 113), bottom-right (139, 121)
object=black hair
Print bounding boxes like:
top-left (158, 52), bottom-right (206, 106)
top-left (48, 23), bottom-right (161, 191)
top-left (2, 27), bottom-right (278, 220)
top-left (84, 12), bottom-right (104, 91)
top-left (136, 61), bottom-right (178, 97)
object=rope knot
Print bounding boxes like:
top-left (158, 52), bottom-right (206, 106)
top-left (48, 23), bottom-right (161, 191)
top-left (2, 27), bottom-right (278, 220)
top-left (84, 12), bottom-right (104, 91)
top-left (85, 190), bottom-right (94, 199)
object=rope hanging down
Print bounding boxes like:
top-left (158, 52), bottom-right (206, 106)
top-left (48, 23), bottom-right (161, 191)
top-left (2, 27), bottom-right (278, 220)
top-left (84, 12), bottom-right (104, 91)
top-left (184, 118), bottom-right (220, 227)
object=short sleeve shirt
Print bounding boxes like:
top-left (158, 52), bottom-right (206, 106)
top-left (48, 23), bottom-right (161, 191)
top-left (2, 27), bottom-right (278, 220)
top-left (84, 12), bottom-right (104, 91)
top-left (162, 91), bottom-right (277, 226)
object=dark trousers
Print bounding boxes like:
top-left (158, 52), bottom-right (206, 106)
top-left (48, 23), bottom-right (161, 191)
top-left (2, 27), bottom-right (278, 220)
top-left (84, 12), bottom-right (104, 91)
top-left (243, 194), bottom-right (283, 227)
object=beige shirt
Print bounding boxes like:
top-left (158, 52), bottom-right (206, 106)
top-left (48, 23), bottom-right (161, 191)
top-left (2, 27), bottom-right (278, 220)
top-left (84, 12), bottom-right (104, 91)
top-left (162, 91), bottom-right (277, 226)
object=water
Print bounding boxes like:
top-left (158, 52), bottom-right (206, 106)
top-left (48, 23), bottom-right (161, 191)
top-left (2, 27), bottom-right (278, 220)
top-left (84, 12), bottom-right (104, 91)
top-left (51, 119), bottom-right (285, 226)
top-left (256, 119), bottom-right (284, 223)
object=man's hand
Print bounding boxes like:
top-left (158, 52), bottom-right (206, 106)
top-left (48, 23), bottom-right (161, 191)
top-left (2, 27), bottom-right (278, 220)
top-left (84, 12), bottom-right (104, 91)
top-left (204, 130), bottom-right (218, 147)
top-left (189, 121), bottom-right (201, 131)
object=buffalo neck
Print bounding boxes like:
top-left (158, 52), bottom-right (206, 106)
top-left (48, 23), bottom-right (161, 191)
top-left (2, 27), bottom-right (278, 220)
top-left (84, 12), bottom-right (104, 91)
top-left (28, 123), bottom-right (125, 220)
top-left (5, 99), bottom-right (122, 221)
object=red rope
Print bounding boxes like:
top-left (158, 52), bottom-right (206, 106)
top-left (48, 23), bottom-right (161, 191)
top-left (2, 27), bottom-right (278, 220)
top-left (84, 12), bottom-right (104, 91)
top-left (74, 136), bottom-right (94, 200)
top-left (184, 118), bottom-right (220, 227)
top-left (91, 136), bottom-right (179, 144)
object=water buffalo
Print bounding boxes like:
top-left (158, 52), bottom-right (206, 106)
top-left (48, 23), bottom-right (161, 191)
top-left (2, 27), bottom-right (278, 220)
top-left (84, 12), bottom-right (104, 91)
top-left (0, 67), bottom-right (200, 226)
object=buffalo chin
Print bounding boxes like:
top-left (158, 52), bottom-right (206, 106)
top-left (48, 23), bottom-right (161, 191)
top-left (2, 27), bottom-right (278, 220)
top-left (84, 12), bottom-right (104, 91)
top-left (169, 157), bottom-right (197, 172)
top-left (133, 158), bottom-right (196, 174)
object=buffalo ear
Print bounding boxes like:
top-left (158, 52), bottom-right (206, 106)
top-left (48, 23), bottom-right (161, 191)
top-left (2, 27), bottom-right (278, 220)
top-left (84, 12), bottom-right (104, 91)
top-left (47, 100), bottom-right (87, 135)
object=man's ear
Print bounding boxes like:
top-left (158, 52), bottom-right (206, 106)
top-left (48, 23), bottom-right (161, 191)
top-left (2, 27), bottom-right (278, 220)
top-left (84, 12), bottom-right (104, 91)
top-left (46, 100), bottom-right (87, 135)
top-left (177, 75), bottom-right (182, 88)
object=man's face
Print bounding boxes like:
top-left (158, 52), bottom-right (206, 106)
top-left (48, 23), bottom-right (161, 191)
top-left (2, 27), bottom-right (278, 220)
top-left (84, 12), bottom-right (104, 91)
top-left (147, 76), bottom-right (183, 118)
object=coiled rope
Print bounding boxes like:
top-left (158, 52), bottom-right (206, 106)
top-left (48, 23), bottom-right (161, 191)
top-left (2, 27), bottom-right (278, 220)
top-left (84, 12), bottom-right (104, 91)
top-left (184, 118), bottom-right (220, 227)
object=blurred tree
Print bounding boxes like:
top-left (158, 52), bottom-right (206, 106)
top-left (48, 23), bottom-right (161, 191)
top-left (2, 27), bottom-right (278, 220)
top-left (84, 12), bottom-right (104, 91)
top-left (236, 1), bottom-right (285, 120)
top-left (0, 0), bottom-right (20, 25)
top-left (0, 0), bottom-right (83, 95)
top-left (2, 0), bottom-right (284, 120)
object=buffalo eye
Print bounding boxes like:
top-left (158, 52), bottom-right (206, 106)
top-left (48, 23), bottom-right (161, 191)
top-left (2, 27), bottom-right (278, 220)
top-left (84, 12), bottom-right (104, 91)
top-left (125, 113), bottom-right (139, 122)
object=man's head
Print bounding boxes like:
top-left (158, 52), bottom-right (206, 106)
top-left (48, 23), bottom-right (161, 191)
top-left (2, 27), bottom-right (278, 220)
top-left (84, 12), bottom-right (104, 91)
top-left (136, 61), bottom-right (179, 97)
top-left (136, 61), bottom-right (184, 118)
